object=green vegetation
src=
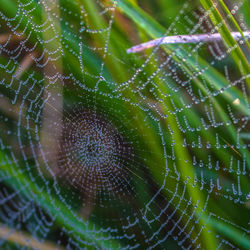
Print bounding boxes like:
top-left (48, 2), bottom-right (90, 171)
top-left (0, 0), bottom-right (249, 249)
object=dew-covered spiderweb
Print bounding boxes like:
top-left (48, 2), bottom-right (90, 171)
top-left (0, 0), bottom-right (249, 249)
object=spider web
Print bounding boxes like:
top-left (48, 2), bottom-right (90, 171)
top-left (0, 0), bottom-right (249, 249)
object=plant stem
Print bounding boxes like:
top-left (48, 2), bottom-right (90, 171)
top-left (127, 31), bottom-right (250, 53)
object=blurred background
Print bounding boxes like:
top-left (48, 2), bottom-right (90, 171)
top-left (0, 0), bottom-right (249, 249)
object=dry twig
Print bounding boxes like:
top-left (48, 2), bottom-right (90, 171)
top-left (127, 31), bottom-right (250, 53)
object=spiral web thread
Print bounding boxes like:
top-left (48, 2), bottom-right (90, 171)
top-left (0, 0), bottom-right (249, 249)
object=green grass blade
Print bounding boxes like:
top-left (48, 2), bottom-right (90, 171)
top-left (200, 0), bottom-right (250, 87)
top-left (114, 0), bottom-right (249, 117)
top-left (202, 215), bottom-right (250, 249)
top-left (0, 150), bottom-right (121, 249)
top-left (218, 0), bottom-right (250, 49)
top-left (113, 1), bottom-right (219, 249)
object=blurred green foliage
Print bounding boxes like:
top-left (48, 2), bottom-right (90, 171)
top-left (0, 0), bottom-right (249, 249)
